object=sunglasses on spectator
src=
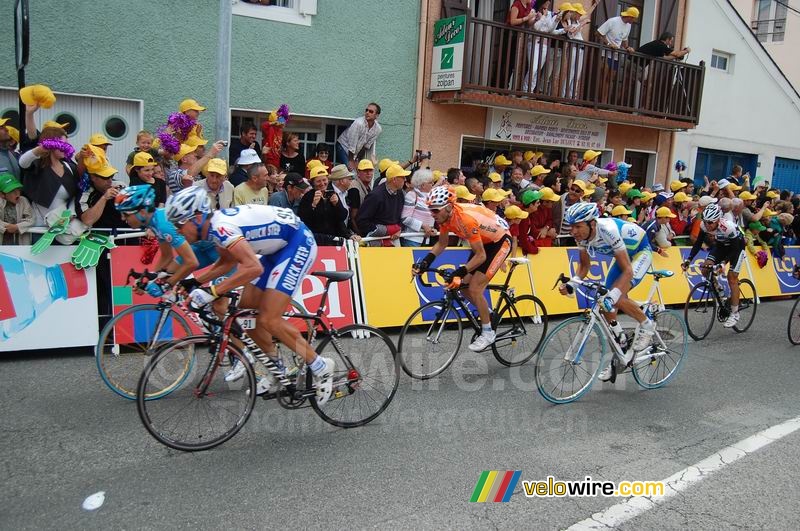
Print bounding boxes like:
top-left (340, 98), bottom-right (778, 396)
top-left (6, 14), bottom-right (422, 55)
top-left (570, 187), bottom-right (584, 194)
top-left (365, 108), bottom-right (376, 114)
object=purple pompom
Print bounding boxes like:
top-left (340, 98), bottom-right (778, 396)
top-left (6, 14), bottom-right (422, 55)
top-left (604, 162), bottom-right (618, 172)
top-left (277, 104), bottom-right (291, 119)
top-left (157, 131), bottom-right (181, 155)
top-left (167, 112), bottom-right (196, 140)
top-left (40, 138), bottom-right (75, 159)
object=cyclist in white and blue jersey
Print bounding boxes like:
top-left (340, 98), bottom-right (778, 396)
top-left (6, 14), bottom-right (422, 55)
top-left (115, 185), bottom-right (199, 299)
top-left (558, 202), bottom-right (656, 381)
top-left (164, 186), bottom-right (335, 404)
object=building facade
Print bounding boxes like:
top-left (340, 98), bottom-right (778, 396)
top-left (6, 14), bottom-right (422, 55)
top-left (0, 0), bottom-right (420, 173)
top-left (417, 0), bottom-right (699, 189)
top-left (673, 0), bottom-right (800, 190)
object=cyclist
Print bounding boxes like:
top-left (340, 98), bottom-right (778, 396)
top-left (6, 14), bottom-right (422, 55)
top-left (114, 185), bottom-right (199, 298)
top-left (163, 186), bottom-right (335, 403)
top-left (411, 186), bottom-right (512, 351)
top-left (559, 202), bottom-right (655, 381)
top-left (681, 203), bottom-right (745, 328)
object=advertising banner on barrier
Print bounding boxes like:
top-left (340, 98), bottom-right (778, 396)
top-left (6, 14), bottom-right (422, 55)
top-left (0, 246), bottom-right (99, 352)
top-left (108, 244), bottom-right (356, 341)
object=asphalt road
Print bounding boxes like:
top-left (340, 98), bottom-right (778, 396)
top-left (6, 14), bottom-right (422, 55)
top-left (2, 299), bottom-right (800, 530)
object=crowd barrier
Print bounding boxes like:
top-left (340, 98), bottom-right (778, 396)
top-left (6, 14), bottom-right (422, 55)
top-left (3, 237), bottom-right (800, 352)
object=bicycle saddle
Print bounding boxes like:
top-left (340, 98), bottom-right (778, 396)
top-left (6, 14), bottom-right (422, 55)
top-left (508, 257), bottom-right (530, 265)
top-left (312, 271), bottom-right (354, 282)
top-left (647, 269), bottom-right (674, 279)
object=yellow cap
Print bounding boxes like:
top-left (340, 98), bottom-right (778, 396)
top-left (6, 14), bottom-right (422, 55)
top-left (378, 158), bottom-right (399, 173)
top-left (494, 154), bottom-right (512, 166)
top-left (489, 172), bottom-right (503, 183)
top-left (505, 205), bottom-right (529, 220)
top-left (205, 158), bottom-right (228, 175)
top-left (621, 6), bottom-right (640, 18)
top-left (6, 126), bottom-right (20, 144)
top-left (539, 187), bottom-right (561, 201)
top-left (386, 164), bottom-right (411, 180)
top-left (89, 133), bottom-right (112, 146)
top-left (583, 149), bottom-right (602, 161)
top-left (310, 165), bottom-right (330, 179)
top-left (530, 165), bottom-right (551, 177)
top-left (670, 180), bottom-right (687, 192)
top-left (739, 191), bottom-right (757, 201)
top-left (767, 190), bottom-right (780, 199)
top-left (454, 185), bottom-right (476, 201)
top-left (185, 132), bottom-right (208, 147)
top-left (42, 120), bottom-right (69, 130)
top-left (306, 159), bottom-right (323, 170)
top-left (673, 191), bottom-right (690, 203)
top-left (481, 188), bottom-right (505, 202)
top-left (357, 159), bottom-right (374, 170)
top-left (611, 205), bottom-right (633, 216)
top-left (179, 98), bottom-right (206, 113)
top-left (656, 206), bottom-right (677, 218)
top-left (173, 143), bottom-right (199, 162)
top-left (523, 150), bottom-right (535, 161)
top-left (84, 145), bottom-right (117, 177)
top-left (763, 208), bottom-right (778, 217)
top-left (619, 182), bottom-right (634, 194)
top-left (558, 3), bottom-right (574, 12)
top-left (132, 152), bottom-right (158, 167)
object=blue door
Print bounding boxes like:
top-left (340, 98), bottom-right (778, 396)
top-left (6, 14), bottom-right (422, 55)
top-left (772, 157), bottom-right (800, 193)
top-left (693, 148), bottom-right (757, 188)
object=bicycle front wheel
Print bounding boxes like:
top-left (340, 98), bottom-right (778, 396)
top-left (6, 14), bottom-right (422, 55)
top-left (96, 304), bottom-right (193, 400)
top-left (137, 337), bottom-right (256, 451)
top-left (632, 310), bottom-right (688, 389)
top-left (534, 316), bottom-right (606, 404)
top-left (684, 282), bottom-right (716, 341)
top-left (788, 298), bottom-right (800, 345)
top-left (492, 295), bottom-right (548, 366)
top-left (733, 279), bottom-right (757, 333)
top-left (309, 324), bottom-right (399, 428)
top-left (398, 301), bottom-right (463, 379)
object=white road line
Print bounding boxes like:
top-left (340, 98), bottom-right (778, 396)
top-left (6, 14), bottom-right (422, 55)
top-left (566, 415), bottom-right (800, 530)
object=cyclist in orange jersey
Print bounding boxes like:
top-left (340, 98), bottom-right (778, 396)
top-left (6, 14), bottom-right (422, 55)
top-left (412, 186), bottom-right (512, 351)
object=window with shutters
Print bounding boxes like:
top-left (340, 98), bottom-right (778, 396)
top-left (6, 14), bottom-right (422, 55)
top-left (232, 0), bottom-right (317, 26)
top-left (752, 0), bottom-right (788, 43)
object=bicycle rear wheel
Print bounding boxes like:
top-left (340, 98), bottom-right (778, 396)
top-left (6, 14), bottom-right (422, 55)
top-left (492, 295), bottom-right (548, 367)
top-left (398, 301), bottom-right (463, 379)
top-left (137, 337), bottom-right (256, 451)
top-left (788, 298), bottom-right (800, 345)
top-left (733, 279), bottom-right (757, 333)
top-left (684, 282), bottom-right (716, 341)
top-left (96, 304), bottom-right (193, 400)
top-left (632, 310), bottom-right (688, 389)
top-left (308, 324), bottom-right (399, 428)
top-left (534, 316), bottom-right (606, 404)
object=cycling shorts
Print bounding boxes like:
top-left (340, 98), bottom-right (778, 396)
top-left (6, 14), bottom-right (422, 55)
top-left (605, 249), bottom-right (653, 290)
top-left (252, 226), bottom-right (317, 297)
top-left (708, 239), bottom-right (746, 274)
top-left (468, 234), bottom-right (512, 280)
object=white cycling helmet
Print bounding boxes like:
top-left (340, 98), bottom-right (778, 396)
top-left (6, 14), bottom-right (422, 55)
top-left (427, 186), bottom-right (455, 209)
top-left (564, 202), bottom-right (599, 225)
top-left (165, 186), bottom-right (212, 224)
top-left (702, 203), bottom-right (722, 223)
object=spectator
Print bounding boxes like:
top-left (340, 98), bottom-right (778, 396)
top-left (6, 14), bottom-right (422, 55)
top-left (493, 154), bottom-right (513, 182)
top-left (671, 192), bottom-right (691, 235)
top-left (166, 140), bottom-right (224, 194)
top-left (638, 31), bottom-right (690, 60)
top-left (336, 103), bottom-right (382, 171)
top-left (18, 125), bottom-right (80, 226)
top-left (504, 205), bottom-right (529, 258)
top-left (611, 204), bottom-right (633, 219)
top-left (329, 164), bottom-right (361, 233)
top-left (517, 189), bottom-right (543, 255)
top-left (308, 143), bottom-right (334, 173)
top-left (306, 158), bottom-right (324, 178)
top-left (279, 131), bottom-right (306, 175)
top-left (0, 118), bottom-right (21, 180)
top-left (125, 130), bottom-right (159, 176)
top-left (231, 148), bottom-right (263, 187)
top-left (745, 221), bottom-right (769, 256)
top-left (349, 159), bottom-right (375, 233)
top-left (0, 173), bottom-right (33, 245)
top-left (576, 149), bottom-right (616, 182)
top-left (233, 163), bottom-right (270, 206)
top-left (356, 163), bottom-right (406, 245)
top-left (129, 152), bottom-right (167, 207)
top-left (488, 171), bottom-right (504, 190)
top-left (446, 167), bottom-right (466, 186)
top-left (197, 158), bottom-right (234, 210)
top-left (597, 6), bottom-right (639, 102)
top-left (377, 158), bottom-right (399, 183)
top-left (268, 172), bottom-right (310, 214)
top-left (556, 179), bottom-right (587, 235)
top-left (728, 165), bottom-right (744, 186)
top-left (533, 186), bottom-right (561, 247)
top-left (400, 168), bottom-right (437, 247)
top-left (75, 155), bottom-right (127, 230)
top-left (508, 166), bottom-right (531, 199)
top-left (229, 122), bottom-right (260, 167)
top-left (481, 188), bottom-right (506, 215)
top-left (528, 165), bottom-right (551, 190)
top-left (730, 197), bottom-right (745, 227)
top-left (265, 163), bottom-right (281, 194)
top-left (454, 185), bottom-right (477, 204)
top-left (298, 165), bottom-right (352, 245)
top-left (465, 177), bottom-right (484, 199)
top-left (508, 0), bottom-right (536, 90)
top-left (178, 98), bottom-right (207, 141)
top-left (523, 0), bottom-right (563, 92)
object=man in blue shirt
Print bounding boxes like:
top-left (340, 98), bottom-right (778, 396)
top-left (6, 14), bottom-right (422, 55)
top-left (268, 172), bottom-right (310, 214)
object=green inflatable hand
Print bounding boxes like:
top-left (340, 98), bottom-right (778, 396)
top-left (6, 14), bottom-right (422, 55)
top-left (31, 210), bottom-right (71, 255)
top-left (71, 231), bottom-right (117, 269)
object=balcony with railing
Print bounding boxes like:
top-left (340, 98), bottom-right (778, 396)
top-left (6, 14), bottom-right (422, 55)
top-left (431, 16), bottom-right (705, 129)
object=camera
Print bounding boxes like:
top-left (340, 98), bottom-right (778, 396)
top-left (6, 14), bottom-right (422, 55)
top-left (416, 150), bottom-right (432, 161)
top-left (220, 140), bottom-right (229, 147)
top-left (324, 189), bottom-right (335, 199)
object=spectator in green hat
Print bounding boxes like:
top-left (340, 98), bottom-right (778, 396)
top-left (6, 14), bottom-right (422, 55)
top-left (0, 173), bottom-right (33, 245)
top-left (745, 221), bottom-right (768, 256)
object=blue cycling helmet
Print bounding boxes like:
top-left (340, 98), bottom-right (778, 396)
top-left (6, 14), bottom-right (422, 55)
top-left (115, 185), bottom-right (156, 212)
top-left (564, 202), bottom-right (599, 225)
top-left (165, 185), bottom-right (212, 224)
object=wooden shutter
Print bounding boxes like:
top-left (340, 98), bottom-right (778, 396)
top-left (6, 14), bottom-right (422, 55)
top-left (656, 0), bottom-right (678, 38)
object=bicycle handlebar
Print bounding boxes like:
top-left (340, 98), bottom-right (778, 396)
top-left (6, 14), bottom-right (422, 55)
top-left (414, 267), bottom-right (456, 288)
top-left (554, 273), bottom-right (609, 296)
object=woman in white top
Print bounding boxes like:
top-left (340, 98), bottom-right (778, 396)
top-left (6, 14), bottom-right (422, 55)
top-left (523, 1), bottom-right (563, 92)
top-left (400, 168), bottom-right (437, 247)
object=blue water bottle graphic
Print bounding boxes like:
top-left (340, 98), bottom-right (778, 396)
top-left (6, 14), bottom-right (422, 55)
top-left (0, 252), bottom-right (88, 341)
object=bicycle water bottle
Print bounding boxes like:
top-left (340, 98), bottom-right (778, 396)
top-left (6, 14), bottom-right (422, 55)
top-left (0, 253), bottom-right (88, 341)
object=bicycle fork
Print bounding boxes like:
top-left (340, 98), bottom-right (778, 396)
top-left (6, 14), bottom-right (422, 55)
top-left (565, 314), bottom-right (597, 365)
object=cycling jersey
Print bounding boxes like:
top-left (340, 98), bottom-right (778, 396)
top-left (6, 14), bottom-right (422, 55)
top-left (579, 217), bottom-right (650, 258)
top-left (208, 204), bottom-right (303, 255)
top-left (148, 208), bottom-right (186, 248)
top-left (688, 218), bottom-right (744, 264)
top-left (440, 203), bottom-right (510, 245)
top-left (206, 204), bottom-right (317, 297)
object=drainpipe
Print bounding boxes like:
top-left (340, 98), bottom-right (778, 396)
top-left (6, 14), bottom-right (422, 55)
top-left (667, 0), bottom-right (692, 184)
top-left (215, 0), bottom-right (232, 160)
top-left (413, 0), bottom-right (429, 152)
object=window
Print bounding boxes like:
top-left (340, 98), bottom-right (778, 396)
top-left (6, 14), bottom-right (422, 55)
top-left (232, 0), bottom-right (317, 27)
top-left (710, 50), bottom-right (733, 72)
top-left (753, 0), bottom-right (787, 43)
top-left (104, 116), bottom-right (128, 140)
top-left (53, 112), bottom-right (78, 136)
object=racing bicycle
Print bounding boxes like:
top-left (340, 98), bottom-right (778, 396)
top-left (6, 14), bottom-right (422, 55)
top-left (397, 257), bottom-right (548, 379)
top-left (534, 271), bottom-right (688, 404)
top-left (136, 270), bottom-right (400, 451)
top-left (683, 263), bottom-right (757, 341)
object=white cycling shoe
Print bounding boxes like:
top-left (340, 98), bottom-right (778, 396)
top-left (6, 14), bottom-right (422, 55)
top-left (468, 331), bottom-right (496, 352)
top-left (723, 313), bottom-right (740, 328)
top-left (312, 357), bottom-right (336, 405)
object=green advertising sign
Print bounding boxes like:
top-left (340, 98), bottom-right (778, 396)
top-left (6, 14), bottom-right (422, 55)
top-left (431, 15), bottom-right (466, 91)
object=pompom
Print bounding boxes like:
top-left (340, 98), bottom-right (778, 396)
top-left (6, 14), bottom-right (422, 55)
top-left (675, 160), bottom-right (687, 173)
top-left (756, 250), bottom-right (768, 268)
top-left (616, 162), bottom-right (631, 183)
top-left (604, 161), bottom-right (618, 172)
top-left (157, 131), bottom-right (181, 155)
top-left (40, 138), bottom-right (75, 159)
top-left (167, 112), bottom-right (197, 140)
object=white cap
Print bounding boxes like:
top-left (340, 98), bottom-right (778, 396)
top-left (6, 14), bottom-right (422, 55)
top-left (717, 178), bottom-right (731, 189)
top-left (698, 196), bottom-right (718, 207)
top-left (236, 148), bottom-right (262, 166)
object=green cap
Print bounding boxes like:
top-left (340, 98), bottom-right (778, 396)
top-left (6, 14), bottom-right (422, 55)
top-left (0, 173), bottom-right (22, 194)
top-left (626, 189), bottom-right (644, 199)
top-left (521, 189), bottom-right (543, 206)
top-left (748, 221), bottom-right (766, 232)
